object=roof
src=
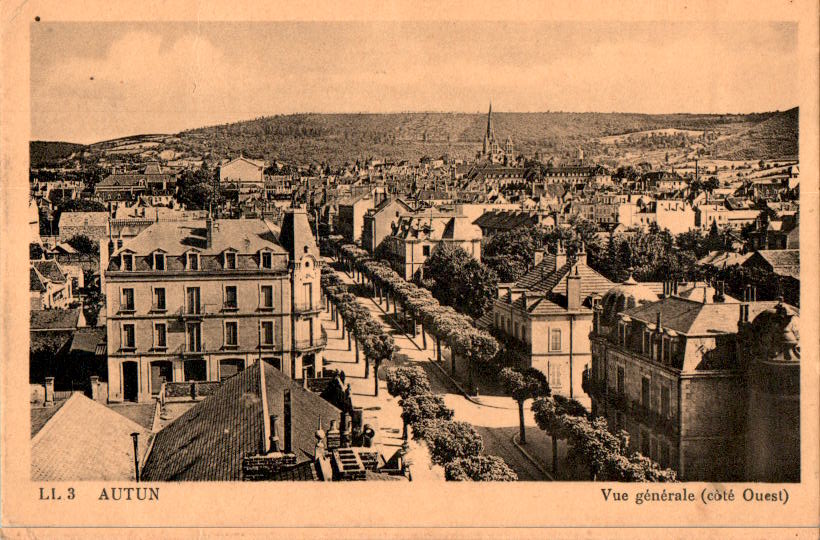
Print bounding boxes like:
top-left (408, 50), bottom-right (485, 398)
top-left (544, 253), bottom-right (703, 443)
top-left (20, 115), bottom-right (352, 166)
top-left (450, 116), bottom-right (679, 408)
top-left (31, 394), bottom-right (150, 481)
top-left (58, 211), bottom-right (108, 229)
top-left (743, 250), bottom-right (800, 279)
top-left (97, 173), bottom-right (174, 189)
top-left (69, 327), bottom-right (106, 354)
top-left (141, 361), bottom-right (340, 481)
top-left (30, 266), bottom-right (46, 292)
top-left (30, 308), bottom-right (81, 331)
top-left (473, 210), bottom-right (539, 231)
top-left (32, 259), bottom-right (67, 283)
top-left (31, 399), bottom-right (68, 437)
top-left (112, 219), bottom-right (285, 257)
top-left (105, 403), bottom-right (158, 431)
top-left (623, 296), bottom-right (784, 336)
top-left (698, 251), bottom-right (751, 267)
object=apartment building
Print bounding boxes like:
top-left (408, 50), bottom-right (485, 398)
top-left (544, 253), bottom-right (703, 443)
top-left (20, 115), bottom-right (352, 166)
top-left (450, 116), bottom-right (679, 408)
top-left (103, 209), bottom-right (324, 403)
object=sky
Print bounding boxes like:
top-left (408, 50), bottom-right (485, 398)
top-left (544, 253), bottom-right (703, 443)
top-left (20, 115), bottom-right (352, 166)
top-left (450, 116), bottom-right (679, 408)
top-left (30, 21), bottom-right (798, 144)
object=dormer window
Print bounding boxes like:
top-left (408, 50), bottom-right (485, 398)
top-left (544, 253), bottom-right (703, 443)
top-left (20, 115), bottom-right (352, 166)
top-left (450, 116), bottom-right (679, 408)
top-left (261, 251), bottom-right (272, 269)
top-left (224, 251), bottom-right (237, 270)
top-left (154, 252), bottom-right (165, 271)
top-left (187, 252), bottom-right (200, 271)
top-left (122, 253), bottom-right (134, 271)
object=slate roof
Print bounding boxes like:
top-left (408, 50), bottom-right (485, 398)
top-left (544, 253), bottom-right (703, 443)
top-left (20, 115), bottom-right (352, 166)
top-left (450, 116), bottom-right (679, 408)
top-left (473, 210), bottom-right (539, 231)
top-left (97, 173), bottom-right (174, 189)
top-left (32, 260), bottom-right (67, 283)
top-left (69, 327), bottom-right (106, 354)
top-left (30, 267), bottom-right (46, 292)
top-left (31, 394), bottom-right (150, 481)
top-left (623, 297), bottom-right (785, 336)
top-left (141, 361), bottom-right (340, 481)
top-left (30, 308), bottom-right (81, 331)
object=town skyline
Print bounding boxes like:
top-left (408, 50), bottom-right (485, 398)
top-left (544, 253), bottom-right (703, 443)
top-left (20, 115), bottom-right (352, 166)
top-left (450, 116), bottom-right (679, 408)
top-left (31, 21), bottom-right (797, 144)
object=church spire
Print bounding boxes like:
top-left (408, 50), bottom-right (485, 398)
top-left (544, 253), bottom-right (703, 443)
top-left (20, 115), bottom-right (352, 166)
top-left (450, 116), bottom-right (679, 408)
top-left (486, 101), bottom-right (494, 140)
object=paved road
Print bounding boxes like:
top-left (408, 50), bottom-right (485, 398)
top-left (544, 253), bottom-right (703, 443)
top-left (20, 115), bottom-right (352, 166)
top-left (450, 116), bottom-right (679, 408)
top-left (331, 267), bottom-right (549, 481)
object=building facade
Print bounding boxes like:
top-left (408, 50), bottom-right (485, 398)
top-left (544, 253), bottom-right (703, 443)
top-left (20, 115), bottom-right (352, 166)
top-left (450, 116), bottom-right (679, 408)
top-left (103, 211), bottom-right (325, 403)
top-left (361, 197), bottom-right (411, 253)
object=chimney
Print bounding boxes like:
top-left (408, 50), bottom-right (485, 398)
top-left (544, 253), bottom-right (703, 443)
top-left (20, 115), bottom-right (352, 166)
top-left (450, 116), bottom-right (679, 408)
top-left (555, 241), bottom-right (568, 269)
top-left (567, 266), bottom-right (582, 311)
top-left (269, 414), bottom-right (280, 453)
top-left (90, 376), bottom-right (100, 401)
top-left (44, 377), bottom-right (54, 405)
top-left (576, 242), bottom-right (587, 265)
top-left (533, 248), bottom-right (545, 267)
top-left (283, 390), bottom-right (293, 454)
top-left (206, 217), bottom-right (214, 248)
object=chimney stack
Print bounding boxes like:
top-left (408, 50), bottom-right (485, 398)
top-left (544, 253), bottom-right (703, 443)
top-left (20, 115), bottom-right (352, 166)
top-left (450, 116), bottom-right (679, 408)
top-left (533, 248), bottom-right (545, 267)
top-left (567, 266), bottom-right (582, 311)
top-left (269, 414), bottom-right (280, 453)
top-left (206, 217), bottom-right (213, 248)
top-left (555, 241), bottom-right (568, 269)
top-left (283, 390), bottom-right (293, 454)
top-left (739, 286), bottom-right (750, 323)
top-left (44, 377), bottom-right (54, 405)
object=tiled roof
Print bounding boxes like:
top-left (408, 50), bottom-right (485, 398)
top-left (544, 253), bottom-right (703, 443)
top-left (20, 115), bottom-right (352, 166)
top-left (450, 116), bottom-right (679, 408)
top-left (31, 399), bottom-right (68, 437)
top-left (30, 308), bottom-right (81, 331)
top-left (57, 212), bottom-right (108, 229)
top-left (743, 250), bottom-right (800, 279)
top-left (97, 173), bottom-right (174, 189)
top-left (473, 210), bottom-right (538, 231)
top-left (141, 361), bottom-right (340, 481)
top-left (31, 394), bottom-right (150, 481)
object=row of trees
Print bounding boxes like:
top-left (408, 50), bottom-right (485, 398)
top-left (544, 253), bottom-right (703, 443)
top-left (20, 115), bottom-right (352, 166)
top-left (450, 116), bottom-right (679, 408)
top-left (332, 240), bottom-right (499, 394)
top-left (419, 243), bottom-right (498, 320)
top-left (320, 269), bottom-right (395, 396)
top-left (385, 365), bottom-right (517, 481)
top-left (531, 395), bottom-right (677, 481)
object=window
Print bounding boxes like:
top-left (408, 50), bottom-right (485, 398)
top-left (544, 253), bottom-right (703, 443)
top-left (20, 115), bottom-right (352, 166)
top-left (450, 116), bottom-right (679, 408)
top-left (261, 285), bottom-right (273, 309)
top-left (224, 321), bottom-right (238, 348)
top-left (514, 323), bottom-right (520, 339)
top-left (122, 253), bottom-right (133, 271)
top-left (121, 288), bottom-right (135, 312)
top-left (641, 377), bottom-right (650, 409)
top-left (640, 429), bottom-right (650, 456)
top-left (261, 321), bottom-right (274, 346)
top-left (122, 323), bottom-right (135, 349)
top-left (494, 313), bottom-right (499, 328)
top-left (616, 366), bottom-right (625, 395)
top-left (187, 252), bottom-right (199, 270)
top-left (261, 251), bottom-right (272, 269)
top-left (186, 287), bottom-right (200, 314)
top-left (153, 288), bottom-right (166, 311)
top-left (154, 252), bottom-right (165, 271)
top-left (661, 385), bottom-right (670, 418)
top-left (549, 329), bottom-right (562, 352)
top-left (521, 326), bottom-right (527, 343)
top-left (549, 363), bottom-right (562, 387)
top-left (225, 285), bottom-right (238, 310)
top-left (154, 323), bottom-right (167, 349)
top-left (642, 330), bottom-right (650, 354)
top-left (186, 323), bottom-right (201, 352)
top-left (422, 245), bottom-right (431, 257)
top-left (224, 252), bottom-right (237, 270)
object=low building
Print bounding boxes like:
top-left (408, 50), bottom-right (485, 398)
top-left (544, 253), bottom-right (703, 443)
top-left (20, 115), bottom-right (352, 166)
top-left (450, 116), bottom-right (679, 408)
top-left (336, 192), bottom-right (379, 244)
top-left (95, 163), bottom-right (176, 202)
top-left (742, 249), bottom-right (799, 280)
top-left (58, 211), bottom-right (108, 243)
top-left (30, 259), bottom-right (73, 309)
top-left (103, 210), bottom-right (324, 403)
top-left (219, 156), bottom-right (265, 191)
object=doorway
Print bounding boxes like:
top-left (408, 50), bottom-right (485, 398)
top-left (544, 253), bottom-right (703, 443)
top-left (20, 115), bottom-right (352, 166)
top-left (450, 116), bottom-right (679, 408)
top-left (150, 361), bottom-right (173, 394)
top-left (122, 361), bottom-right (139, 402)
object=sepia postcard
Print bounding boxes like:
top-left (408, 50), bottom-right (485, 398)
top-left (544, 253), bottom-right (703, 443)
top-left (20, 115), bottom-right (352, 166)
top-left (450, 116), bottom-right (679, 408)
top-left (1, 0), bottom-right (818, 537)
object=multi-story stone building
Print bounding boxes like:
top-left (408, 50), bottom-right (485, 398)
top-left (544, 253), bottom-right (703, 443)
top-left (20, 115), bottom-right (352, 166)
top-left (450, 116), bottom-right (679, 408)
top-left (361, 197), bottom-right (411, 253)
top-left (102, 209), bottom-right (325, 403)
top-left (586, 279), bottom-right (799, 481)
top-left (488, 243), bottom-right (613, 399)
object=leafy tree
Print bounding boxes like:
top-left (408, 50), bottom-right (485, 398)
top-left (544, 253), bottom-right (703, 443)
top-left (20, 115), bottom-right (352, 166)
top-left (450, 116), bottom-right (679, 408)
top-left (422, 243), bottom-right (498, 319)
top-left (361, 330), bottom-right (394, 396)
top-left (412, 419), bottom-right (484, 466)
top-left (66, 234), bottom-right (97, 255)
top-left (483, 227), bottom-right (537, 282)
top-left (384, 365), bottom-right (431, 400)
top-left (500, 367), bottom-right (550, 444)
top-left (400, 393), bottom-right (453, 439)
top-left (532, 395), bottom-right (588, 475)
top-left (444, 455), bottom-right (518, 481)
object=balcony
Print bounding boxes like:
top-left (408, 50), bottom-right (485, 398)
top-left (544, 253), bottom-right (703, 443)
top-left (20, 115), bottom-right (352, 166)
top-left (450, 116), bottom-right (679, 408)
top-left (629, 400), bottom-right (679, 438)
top-left (294, 328), bottom-right (327, 352)
top-left (182, 340), bottom-right (206, 356)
